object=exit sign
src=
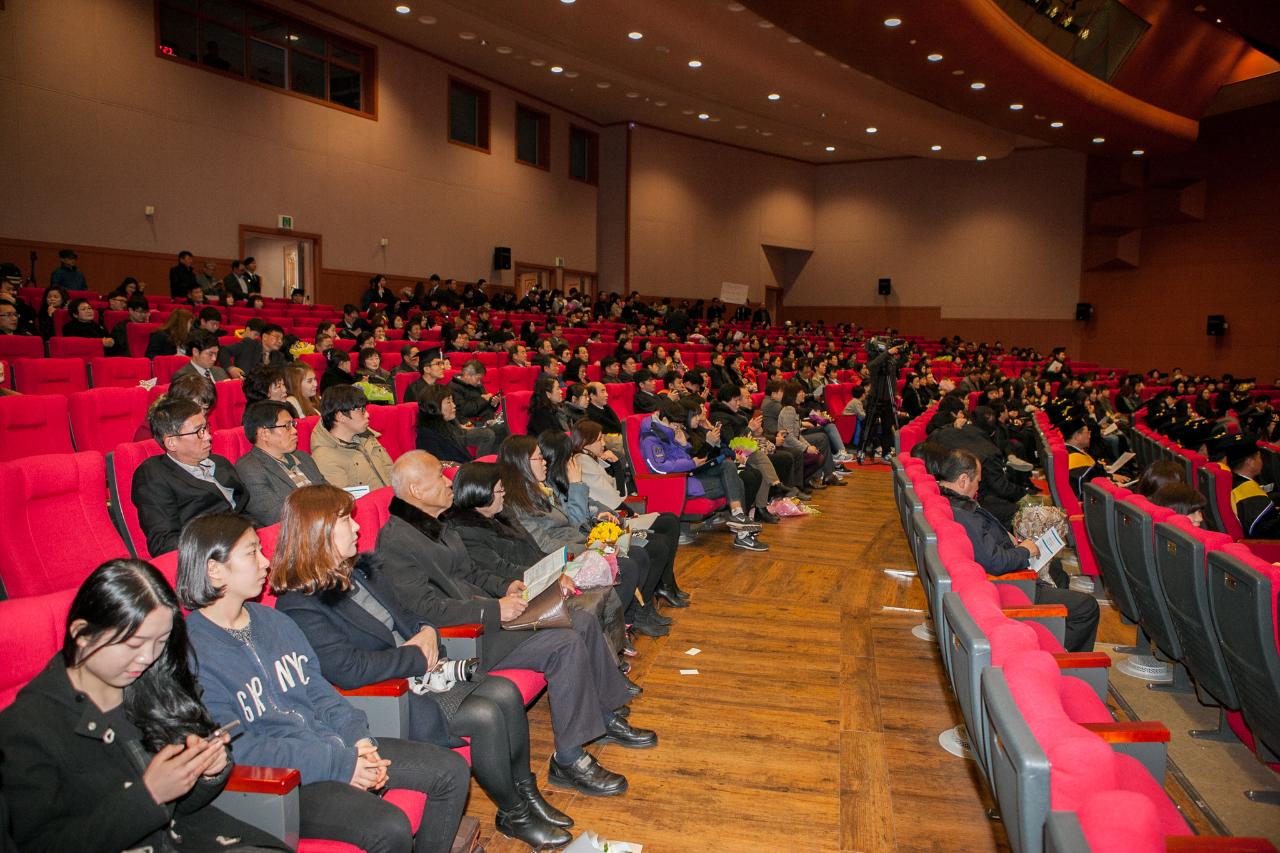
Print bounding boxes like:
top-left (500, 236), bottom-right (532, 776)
top-left (278, 215), bottom-right (294, 230)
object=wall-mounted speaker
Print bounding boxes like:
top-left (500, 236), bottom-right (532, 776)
top-left (1075, 302), bottom-right (1093, 321)
top-left (493, 246), bottom-right (512, 270)
top-left (877, 278), bottom-right (891, 296)
top-left (1206, 314), bottom-right (1227, 336)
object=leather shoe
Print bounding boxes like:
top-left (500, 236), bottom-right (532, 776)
top-left (636, 602), bottom-right (672, 626)
top-left (654, 586), bottom-right (689, 608)
top-left (796, 490), bottom-right (813, 501)
top-left (670, 585), bottom-right (691, 601)
top-left (631, 621), bottom-right (669, 638)
top-left (754, 505), bottom-right (781, 524)
top-left (598, 715), bottom-right (658, 749)
top-left (495, 800), bottom-right (572, 848)
top-left (614, 703), bottom-right (631, 717)
top-left (548, 753), bottom-right (628, 797)
top-left (823, 475), bottom-right (847, 487)
top-left (514, 776), bottom-right (574, 829)
top-left (623, 674), bottom-right (644, 696)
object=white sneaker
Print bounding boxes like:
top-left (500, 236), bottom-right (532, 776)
top-left (733, 532), bottom-right (769, 552)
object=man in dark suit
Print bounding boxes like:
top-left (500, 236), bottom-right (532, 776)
top-left (631, 369), bottom-right (667, 415)
top-left (171, 329), bottom-right (230, 383)
top-left (223, 322), bottom-right (289, 375)
top-left (168, 250), bottom-right (198, 299)
top-left (131, 398), bottom-right (247, 555)
top-left (234, 401), bottom-right (325, 526)
top-left (222, 259), bottom-right (249, 301)
top-left (241, 256), bottom-right (261, 294)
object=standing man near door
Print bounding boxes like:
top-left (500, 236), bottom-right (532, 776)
top-left (242, 257), bottom-right (261, 294)
top-left (169, 250), bottom-right (198, 299)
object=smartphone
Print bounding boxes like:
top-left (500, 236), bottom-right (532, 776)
top-left (205, 719), bottom-right (241, 744)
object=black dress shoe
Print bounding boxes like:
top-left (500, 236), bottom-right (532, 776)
top-left (754, 506), bottom-right (781, 524)
top-left (514, 776), bottom-right (574, 828)
top-left (614, 704), bottom-right (631, 717)
top-left (623, 674), bottom-right (644, 696)
top-left (547, 753), bottom-right (628, 797)
top-left (823, 475), bottom-right (847, 487)
top-left (670, 585), bottom-right (691, 601)
top-left (631, 621), bottom-right (669, 638)
top-left (654, 586), bottom-right (689, 608)
top-left (496, 800), bottom-right (572, 848)
top-left (598, 715), bottom-right (658, 749)
top-left (635, 602), bottom-right (672, 626)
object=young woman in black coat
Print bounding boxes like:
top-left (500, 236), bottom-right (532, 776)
top-left (526, 374), bottom-right (570, 436)
top-left (0, 559), bottom-right (285, 853)
top-left (415, 384), bottom-right (475, 464)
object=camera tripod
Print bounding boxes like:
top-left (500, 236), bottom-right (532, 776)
top-left (856, 354), bottom-right (902, 463)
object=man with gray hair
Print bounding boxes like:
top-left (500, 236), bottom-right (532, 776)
top-left (448, 359), bottom-right (508, 443)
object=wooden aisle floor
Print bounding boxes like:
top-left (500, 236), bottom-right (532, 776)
top-left (467, 464), bottom-right (1016, 852)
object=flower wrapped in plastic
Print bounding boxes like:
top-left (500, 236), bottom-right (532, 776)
top-left (586, 520), bottom-right (624, 549)
top-left (727, 435), bottom-right (758, 464)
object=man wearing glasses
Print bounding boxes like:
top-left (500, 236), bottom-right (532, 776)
top-left (402, 354), bottom-right (450, 405)
top-left (310, 385), bottom-right (395, 490)
top-left (131, 398), bottom-right (247, 555)
top-left (234, 401), bottom-right (326, 526)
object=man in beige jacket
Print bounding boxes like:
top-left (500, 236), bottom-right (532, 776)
top-left (310, 384), bottom-right (394, 489)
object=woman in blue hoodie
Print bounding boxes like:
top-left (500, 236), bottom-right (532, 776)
top-left (178, 513), bottom-right (469, 853)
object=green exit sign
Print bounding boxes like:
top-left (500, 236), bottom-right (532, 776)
top-left (277, 215), bottom-right (294, 230)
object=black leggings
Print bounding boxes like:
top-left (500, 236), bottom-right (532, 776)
top-left (643, 512), bottom-right (682, 589)
top-left (448, 676), bottom-right (534, 813)
top-left (296, 737), bottom-right (469, 853)
top-left (616, 549), bottom-right (653, 619)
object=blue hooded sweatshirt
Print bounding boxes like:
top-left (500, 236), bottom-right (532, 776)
top-left (187, 603), bottom-right (370, 785)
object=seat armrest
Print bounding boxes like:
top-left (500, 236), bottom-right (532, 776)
top-left (1080, 721), bottom-right (1170, 780)
top-left (225, 765), bottom-right (301, 795)
top-left (438, 623), bottom-right (484, 639)
top-left (439, 623), bottom-right (483, 660)
top-left (218, 766), bottom-right (302, 850)
top-left (1241, 539), bottom-right (1280, 563)
top-left (989, 570), bottom-right (1038, 582)
top-left (336, 678), bottom-right (409, 697)
top-left (1053, 651), bottom-right (1112, 699)
top-left (1167, 839), bottom-right (1278, 852)
top-left (1002, 604), bottom-right (1068, 619)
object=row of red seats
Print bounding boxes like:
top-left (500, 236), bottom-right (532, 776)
top-left (891, 433), bottom-right (1276, 852)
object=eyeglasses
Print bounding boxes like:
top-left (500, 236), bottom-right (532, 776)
top-left (264, 419), bottom-right (299, 431)
top-left (174, 424), bottom-right (211, 439)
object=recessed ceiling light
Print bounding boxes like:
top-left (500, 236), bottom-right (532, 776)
top-left (1049, 121), bottom-right (1063, 128)
top-left (596, 81), bottom-right (611, 88)
top-left (931, 145), bottom-right (942, 151)
top-left (1009, 103), bottom-right (1023, 110)
top-left (560, 0), bottom-right (575, 4)
top-left (761, 130), bottom-right (773, 136)
top-left (865, 127), bottom-right (878, 134)
top-left (814, 50), bottom-right (826, 57)
top-left (727, 2), bottom-right (745, 10)
top-left (628, 31), bottom-right (643, 40)
top-left (757, 20), bottom-right (774, 28)
top-left (735, 124), bottom-right (747, 130)
top-left (884, 17), bottom-right (903, 27)
top-left (825, 145), bottom-right (836, 152)
top-left (787, 36), bottom-right (801, 44)
top-left (460, 32), bottom-right (476, 40)
top-left (1092, 137), bottom-right (1105, 143)
top-left (688, 59), bottom-right (703, 68)
top-left (681, 108), bottom-right (695, 115)
top-left (550, 66), bottom-right (563, 73)
top-left (1132, 149), bottom-right (1145, 156)
top-left (951, 69), bottom-right (965, 76)
top-left (564, 71), bottom-right (579, 78)
top-left (767, 93), bottom-right (781, 101)
top-left (495, 45), bottom-right (512, 53)
top-left (288, 34), bottom-right (299, 40)
top-left (927, 53), bottom-right (943, 62)
top-left (698, 112), bottom-right (710, 120)
top-left (395, 5), bottom-right (411, 13)
top-left (976, 155), bottom-right (988, 161)
top-left (654, 99), bottom-right (666, 106)
top-left (417, 15), bottom-right (436, 24)
top-left (970, 81), bottom-right (986, 90)
top-left (529, 58), bottom-right (544, 65)
top-left (626, 92), bottom-right (640, 98)
top-left (802, 141), bottom-right (813, 146)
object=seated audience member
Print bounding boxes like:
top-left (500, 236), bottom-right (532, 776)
top-left (630, 369), bottom-right (665, 415)
top-left (132, 397), bottom-right (247, 555)
top-left (134, 373), bottom-right (218, 442)
top-left (309, 385), bottom-right (394, 490)
top-left (36, 285), bottom-right (69, 339)
top-left (1223, 434), bottom-right (1280, 537)
top-left (1133, 459), bottom-right (1186, 498)
top-left (449, 359), bottom-right (504, 429)
top-left (284, 361), bottom-right (321, 418)
top-left (227, 323), bottom-right (289, 375)
top-left (269, 485), bottom-right (573, 848)
top-left (0, 559), bottom-right (287, 853)
top-left (444, 461), bottom-right (561, 582)
top-left (60, 297), bottom-right (115, 351)
top-left (564, 382), bottom-right (590, 426)
top-left (377, 451), bottom-right (653, 797)
top-left (171, 329), bottom-right (229, 382)
top-left (242, 363), bottom-right (288, 405)
top-left (935, 448), bottom-right (1099, 652)
top-left (338, 303), bottom-right (371, 339)
top-left (639, 401), bottom-right (768, 552)
top-left (144, 308), bottom-right (193, 359)
top-left (394, 344), bottom-right (421, 376)
top-left (1062, 414), bottom-right (1110, 499)
top-left (415, 384), bottom-right (496, 462)
top-left (0, 286), bottom-right (36, 336)
top-left (353, 347), bottom-right (395, 405)
top-left (1149, 483), bottom-right (1208, 527)
top-left (319, 346), bottom-right (355, 393)
top-left (234, 401), bottom-right (326, 526)
top-left (527, 375), bottom-right (570, 436)
top-left (195, 306), bottom-right (223, 336)
top-left (404, 352), bottom-right (448, 404)
top-left (176, 514), bottom-right (470, 853)
top-left (928, 403), bottom-right (1028, 528)
top-left (541, 429), bottom-right (677, 620)
top-left (707, 383), bottom-right (806, 502)
top-left (585, 381), bottom-right (625, 437)
top-left (778, 382), bottom-right (843, 488)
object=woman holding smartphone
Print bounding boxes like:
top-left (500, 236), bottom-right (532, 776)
top-left (0, 559), bottom-right (286, 853)
top-left (177, 513), bottom-right (470, 853)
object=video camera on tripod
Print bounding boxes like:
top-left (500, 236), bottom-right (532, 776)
top-left (865, 337), bottom-right (905, 355)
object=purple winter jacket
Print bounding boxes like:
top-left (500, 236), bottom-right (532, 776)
top-left (638, 415), bottom-right (704, 496)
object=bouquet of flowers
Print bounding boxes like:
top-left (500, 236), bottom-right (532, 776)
top-left (727, 435), bottom-right (758, 464)
top-left (568, 520), bottom-right (624, 588)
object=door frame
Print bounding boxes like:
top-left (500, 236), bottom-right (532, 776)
top-left (238, 224), bottom-right (324, 300)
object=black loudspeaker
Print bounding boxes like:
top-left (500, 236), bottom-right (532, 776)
top-left (1075, 302), bottom-right (1093, 321)
top-left (877, 278), bottom-right (891, 296)
top-left (493, 246), bottom-right (511, 270)
top-left (1207, 314), bottom-right (1227, 336)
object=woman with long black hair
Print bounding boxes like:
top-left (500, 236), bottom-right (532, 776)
top-left (178, 513), bottom-right (470, 853)
top-left (0, 559), bottom-right (286, 853)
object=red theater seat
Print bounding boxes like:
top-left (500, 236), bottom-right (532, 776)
top-left (68, 386), bottom-right (150, 455)
top-left (48, 336), bottom-right (103, 359)
top-left (0, 394), bottom-right (74, 460)
top-left (88, 356), bottom-right (153, 388)
top-left (13, 357), bottom-right (88, 395)
top-left (106, 440), bottom-right (167, 559)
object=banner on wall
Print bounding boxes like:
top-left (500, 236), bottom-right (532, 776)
top-left (719, 281), bottom-right (749, 304)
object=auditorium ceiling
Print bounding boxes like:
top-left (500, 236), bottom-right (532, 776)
top-left (303, 0), bottom-right (1280, 164)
